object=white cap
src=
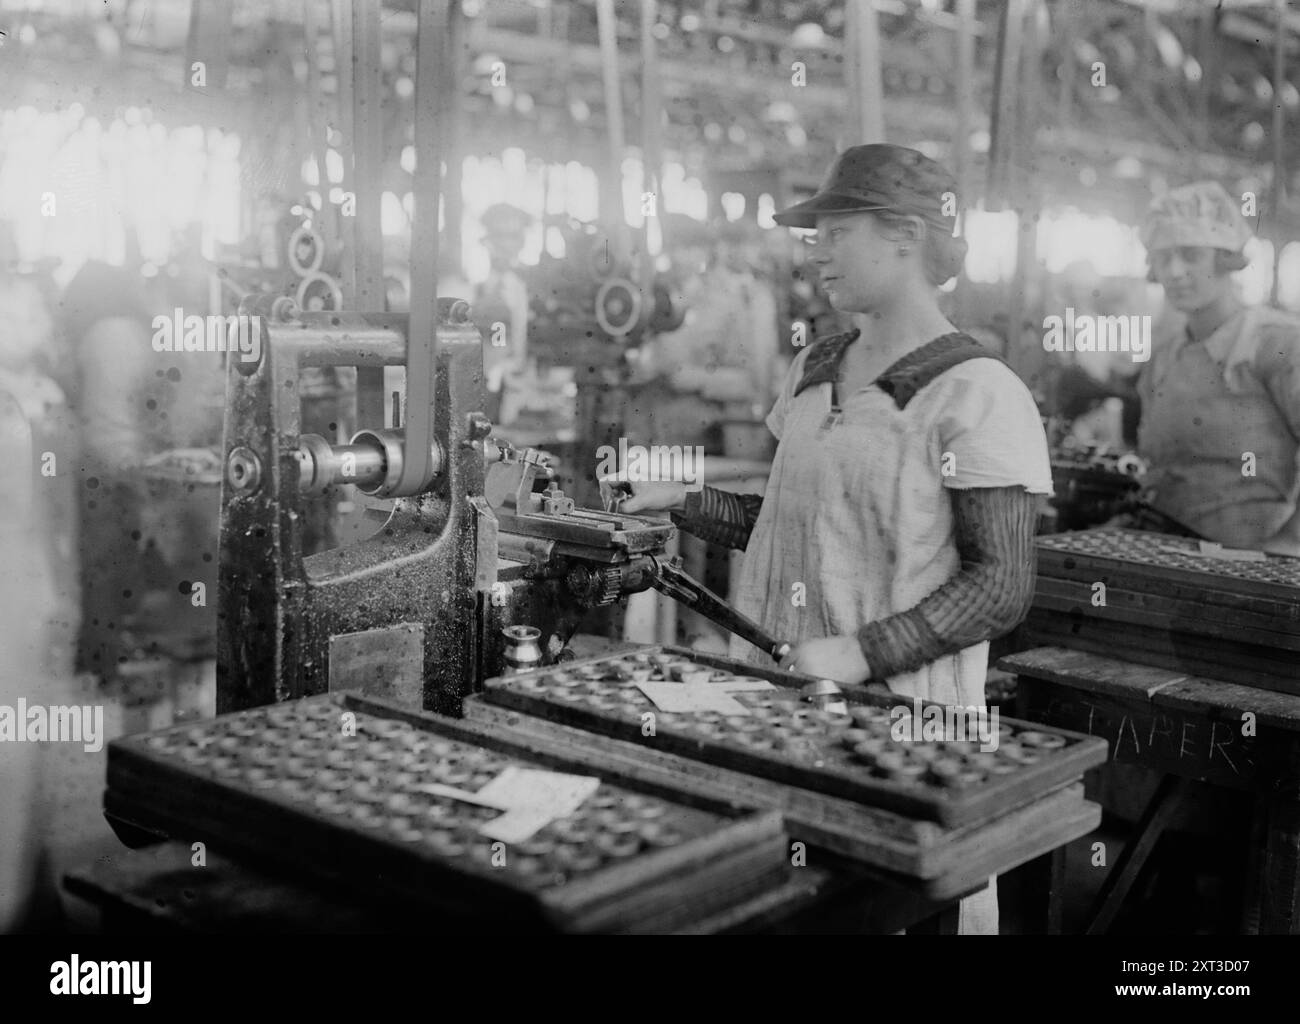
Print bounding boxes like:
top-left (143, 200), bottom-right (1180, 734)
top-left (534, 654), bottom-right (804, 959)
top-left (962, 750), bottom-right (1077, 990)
top-left (1141, 181), bottom-right (1252, 253)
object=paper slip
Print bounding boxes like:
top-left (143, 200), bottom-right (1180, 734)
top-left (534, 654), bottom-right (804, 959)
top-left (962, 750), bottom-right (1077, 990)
top-left (1161, 542), bottom-right (1267, 562)
top-left (635, 678), bottom-right (775, 716)
top-left (1196, 541), bottom-right (1267, 561)
top-left (476, 767), bottom-right (601, 845)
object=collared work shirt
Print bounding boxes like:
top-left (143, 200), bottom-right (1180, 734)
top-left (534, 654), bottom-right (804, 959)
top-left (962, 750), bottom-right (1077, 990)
top-left (1137, 306), bottom-right (1300, 547)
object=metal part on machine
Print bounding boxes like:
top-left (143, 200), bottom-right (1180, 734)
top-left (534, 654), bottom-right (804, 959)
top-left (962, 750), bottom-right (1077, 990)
top-left (497, 532), bottom-right (555, 569)
top-left (226, 446), bottom-right (263, 494)
top-left (594, 277), bottom-right (644, 336)
top-left (501, 625), bottom-right (543, 674)
top-left (345, 427), bottom-right (445, 498)
top-left (238, 292), bottom-right (299, 322)
top-left (1048, 443), bottom-right (1151, 532)
top-left (1053, 443), bottom-right (1148, 479)
top-left (565, 559), bottom-right (657, 608)
top-left (287, 224), bottom-right (326, 275)
top-left (465, 412), bottom-right (493, 444)
top-left (1113, 453), bottom-right (1145, 477)
top-left (494, 504), bottom-right (675, 556)
top-left (295, 432), bottom-right (394, 495)
top-left (510, 446), bottom-right (558, 511)
top-left (802, 678), bottom-right (848, 715)
top-left (538, 482), bottom-right (575, 515)
top-left (295, 271), bottom-right (344, 312)
top-left (480, 436), bottom-right (553, 478)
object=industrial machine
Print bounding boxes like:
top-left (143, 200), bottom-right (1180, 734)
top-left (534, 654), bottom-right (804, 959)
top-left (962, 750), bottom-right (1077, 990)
top-left (210, 0), bottom-right (762, 720)
top-left (215, 292), bottom-right (787, 716)
top-left (524, 215), bottom-right (686, 511)
top-left (1044, 435), bottom-right (1202, 537)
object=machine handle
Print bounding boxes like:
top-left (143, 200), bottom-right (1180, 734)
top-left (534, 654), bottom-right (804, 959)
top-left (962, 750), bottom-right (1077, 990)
top-left (649, 557), bottom-right (792, 663)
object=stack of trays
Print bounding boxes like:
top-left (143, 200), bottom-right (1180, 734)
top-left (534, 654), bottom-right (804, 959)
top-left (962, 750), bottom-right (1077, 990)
top-left (467, 646), bottom-right (1105, 895)
top-left (104, 693), bottom-right (789, 933)
top-left (1027, 528), bottom-right (1300, 696)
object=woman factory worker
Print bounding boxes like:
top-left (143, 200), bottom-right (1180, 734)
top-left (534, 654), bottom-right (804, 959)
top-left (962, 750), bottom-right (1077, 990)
top-left (1136, 181), bottom-right (1300, 554)
top-left (619, 144), bottom-right (1053, 934)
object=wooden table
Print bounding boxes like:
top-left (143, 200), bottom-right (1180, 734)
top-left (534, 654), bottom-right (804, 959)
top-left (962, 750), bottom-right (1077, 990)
top-left (1001, 646), bottom-right (1300, 934)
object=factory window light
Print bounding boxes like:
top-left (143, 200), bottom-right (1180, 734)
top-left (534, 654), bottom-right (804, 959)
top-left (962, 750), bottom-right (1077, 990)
top-left (1037, 209), bottom-right (1146, 279)
top-left (1238, 237), bottom-right (1273, 307)
top-left (545, 226), bottom-right (566, 260)
top-left (721, 193), bottom-right (746, 222)
top-left (503, 147), bottom-right (528, 178)
top-left (660, 163), bottom-right (708, 221)
top-left (623, 155), bottom-right (646, 228)
top-left (962, 207), bottom-right (1018, 284)
top-left (647, 216), bottom-right (663, 256)
top-left (325, 148), bottom-right (344, 184)
top-left (0, 105), bottom-right (240, 278)
top-left (382, 191), bottom-right (407, 236)
top-left (1279, 243), bottom-right (1300, 310)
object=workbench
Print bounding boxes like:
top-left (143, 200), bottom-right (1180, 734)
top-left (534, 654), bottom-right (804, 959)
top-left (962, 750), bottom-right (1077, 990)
top-left (70, 639), bottom-right (1104, 935)
top-left (1001, 646), bottom-right (1300, 934)
top-left (80, 671), bottom-right (1029, 935)
top-left (63, 839), bottom-right (969, 935)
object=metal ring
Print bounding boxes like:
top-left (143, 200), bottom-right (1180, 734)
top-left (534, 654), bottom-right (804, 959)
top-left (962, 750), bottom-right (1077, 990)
top-left (295, 271), bottom-right (343, 312)
top-left (594, 278), bottom-right (643, 336)
top-left (226, 446), bottom-right (263, 494)
top-left (287, 225), bottom-right (325, 275)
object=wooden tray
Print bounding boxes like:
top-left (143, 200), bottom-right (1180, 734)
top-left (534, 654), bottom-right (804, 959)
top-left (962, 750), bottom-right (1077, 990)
top-left (478, 645), bottom-right (1107, 828)
top-left (1036, 529), bottom-right (1300, 622)
top-left (1033, 578), bottom-right (1300, 649)
top-left (1022, 612), bottom-right (1300, 697)
top-left (104, 692), bottom-right (788, 934)
top-left (465, 695), bottom-right (1100, 896)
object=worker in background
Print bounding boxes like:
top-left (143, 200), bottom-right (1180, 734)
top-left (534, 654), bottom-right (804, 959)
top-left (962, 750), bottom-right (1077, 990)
top-left (0, 253), bottom-right (70, 676)
top-left (617, 144), bottom-right (1054, 934)
top-left (649, 218), bottom-right (783, 430)
top-left (60, 262), bottom-right (166, 680)
top-left (1136, 181), bottom-right (1300, 553)
top-left (473, 203), bottom-right (532, 423)
top-left (638, 217), bottom-right (783, 650)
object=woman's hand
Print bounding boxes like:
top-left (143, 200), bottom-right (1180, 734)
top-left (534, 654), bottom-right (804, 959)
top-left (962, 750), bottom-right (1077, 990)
top-left (616, 480), bottom-right (688, 515)
top-left (778, 635), bottom-right (871, 684)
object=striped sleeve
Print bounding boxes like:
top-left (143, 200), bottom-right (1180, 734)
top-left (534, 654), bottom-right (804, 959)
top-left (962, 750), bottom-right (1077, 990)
top-left (670, 486), bottom-right (764, 551)
top-left (856, 485), bottom-right (1037, 680)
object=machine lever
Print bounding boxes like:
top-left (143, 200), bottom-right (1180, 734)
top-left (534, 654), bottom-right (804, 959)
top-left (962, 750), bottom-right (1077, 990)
top-left (649, 557), bottom-right (791, 663)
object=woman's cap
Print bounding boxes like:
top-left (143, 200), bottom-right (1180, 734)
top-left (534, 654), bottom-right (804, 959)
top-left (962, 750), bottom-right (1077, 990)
top-left (1141, 181), bottom-right (1252, 253)
top-left (773, 144), bottom-right (959, 232)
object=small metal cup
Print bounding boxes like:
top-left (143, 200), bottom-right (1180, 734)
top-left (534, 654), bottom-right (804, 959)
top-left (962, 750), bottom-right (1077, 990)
top-left (502, 625), bottom-right (543, 674)
top-left (802, 678), bottom-right (847, 714)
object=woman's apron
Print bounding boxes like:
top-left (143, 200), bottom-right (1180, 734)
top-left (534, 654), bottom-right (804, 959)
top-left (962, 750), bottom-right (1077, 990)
top-left (727, 347), bottom-right (1053, 934)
